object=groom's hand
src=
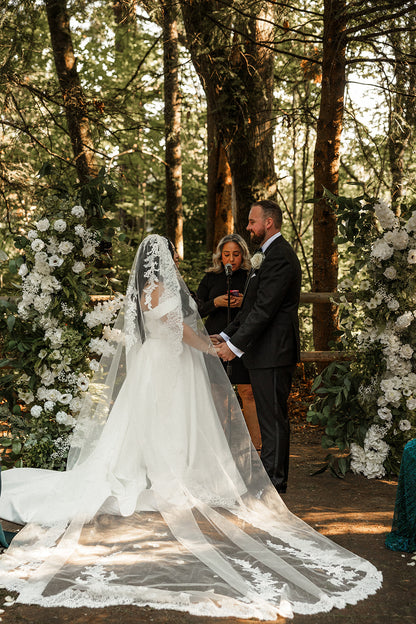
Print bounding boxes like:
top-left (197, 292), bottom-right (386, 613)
top-left (215, 342), bottom-right (236, 362)
top-left (209, 334), bottom-right (224, 345)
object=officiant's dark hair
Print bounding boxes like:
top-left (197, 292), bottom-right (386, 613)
top-left (253, 199), bottom-right (282, 229)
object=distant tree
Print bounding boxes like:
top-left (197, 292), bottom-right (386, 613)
top-left (44, 0), bottom-right (98, 183)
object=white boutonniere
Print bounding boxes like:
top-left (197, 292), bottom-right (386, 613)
top-left (250, 251), bottom-right (265, 270)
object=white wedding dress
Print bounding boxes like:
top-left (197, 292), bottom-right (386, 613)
top-left (0, 235), bottom-right (381, 619)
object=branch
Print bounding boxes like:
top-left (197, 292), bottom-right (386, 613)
top-left (346, 6), bottom-right (416, 37)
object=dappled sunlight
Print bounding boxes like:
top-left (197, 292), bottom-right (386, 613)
top-left (301, 510), bottom-right (394, 536)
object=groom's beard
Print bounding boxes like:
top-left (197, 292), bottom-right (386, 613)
top-left (250, 228), bottom-right (266, 246)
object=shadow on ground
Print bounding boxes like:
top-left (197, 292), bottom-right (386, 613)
top-left (0, 430), bottom-right (415, 624)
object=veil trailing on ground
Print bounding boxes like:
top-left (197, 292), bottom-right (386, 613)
top-left (0, 235), bottom-right (381, 619)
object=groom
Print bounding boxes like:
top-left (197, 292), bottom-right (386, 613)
top-left (213, 199), bottom-right (301, 493)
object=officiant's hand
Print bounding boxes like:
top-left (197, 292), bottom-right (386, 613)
top-left (209, 334), bottom-right (224, 345)
top-left (215, 342), bottom-right (236, 362)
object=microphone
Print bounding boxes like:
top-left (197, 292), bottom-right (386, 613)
top-left (224, 263), bottom-right (233, 277)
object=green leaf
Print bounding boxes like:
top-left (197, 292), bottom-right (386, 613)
top-left (6, 315), bottom-right (15, 332)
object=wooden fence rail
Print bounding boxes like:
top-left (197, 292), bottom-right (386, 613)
top-left (1, 292), bottom-right (351, 364)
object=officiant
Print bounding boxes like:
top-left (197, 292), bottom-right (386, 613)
top-left (196, 234), bottom-right (261, 450)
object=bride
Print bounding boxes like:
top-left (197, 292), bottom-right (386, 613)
top-left (0, 234), bottom-right (381, 619)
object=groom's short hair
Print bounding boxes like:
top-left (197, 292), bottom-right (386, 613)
top-left (252, 199), bottom-right (282, 229)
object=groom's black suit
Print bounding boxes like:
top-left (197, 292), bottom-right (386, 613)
top-left (224, 235), bottom-right (301, 492)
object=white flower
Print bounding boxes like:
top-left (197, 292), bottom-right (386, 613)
top-left (399, 419), bottom-right (411, 431)
top-left (408, 249), bottom-right (416, 264)
top-left (18, 390), bottom-right (34, 404)
top-left (31, 239), bottom-right (45, 252)
top-left (72, 261), bottom-right (85, 274)
top-left (250, 252), bottom-right (265, 270)
top-left (82, 245), bottom-right (95, 258)
top-left (387, 298), bottom-right (400, 311)
top-left (400, 344), bottom-right (414, 360)
top-left (383, 266), bottom-right (397, 280)
top-left (48, 255), bottom-right (64, 268)
top-left (59, 393), bottom-right (73, 405)
top-left (18, 263), bottom-right (28, 277)
top-left (89, 337), bottom-right (116, 357)
top-left (71, 205), bottom-right (85, 218)
top-left (30, 405), bottom-right (42, 418)
top-left (69, 397), bottom-right (83, 412)
top-left (89, 359), bottom-right (100, 371)
top-left (46, 389), bottom-right (62, 402)
top-left (377, 407), bottom-right (392, 421)
top-left (74, 224), bottom-right (85, 237)
top-left (27, 229), bottom-right (38, 241)
top-left (77, 374), bottom-right (89, 391)
top-left (102, 326), bottom-right (123, 342)
top-left (359, 280), bottom-right (371, 291)
top-left (53, 219), bottom-right (67, 233)
top-left (406, 397), bottom-right (416, 410)
top-left (44, 400), bottom-right (55, 412)
top-left (58, 241), bottom-right (74, 255)
top-left (41, 369), bottom-right (55, 386)
top-left (396, 312), bottom-right (413, 331)
top-left (374, 201), bottom-right (398, 230)
top-left (405, 211), bottom-right (416, 233)
top-left (56, 411), bottom-right (75, 426)
top-left (384, 229), bottom-right (409, 250)
top-left (35, 218), bottom-right (50, 232)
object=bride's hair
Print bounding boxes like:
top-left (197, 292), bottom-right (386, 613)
top-left (207, 233), bottom-right (251, 273)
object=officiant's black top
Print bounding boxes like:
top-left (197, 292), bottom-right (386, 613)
top-left (197, 268), bottom-right (250, 384)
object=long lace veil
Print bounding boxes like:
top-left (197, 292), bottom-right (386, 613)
top-left (0, 235), bottom-right (381, 619)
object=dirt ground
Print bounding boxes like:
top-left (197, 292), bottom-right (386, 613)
top-left (1, 376), bottom-right (415, 624)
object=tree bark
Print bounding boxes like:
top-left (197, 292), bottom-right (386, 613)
top-left (206, 102), bottom-right (233, 256)
top-left (312, 0), bottom-right (346, 351)
top-left (163, 0), bottom-right (183, 257)
top-left (388, 20), bottom-right (416, 207)
top-left (180, 0), bottom-right (277, 245)
top-left (44, 0), bottom-right (98, 184)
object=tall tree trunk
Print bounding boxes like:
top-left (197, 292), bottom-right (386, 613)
top-left (388, 21), bottom-right (416, 207)
top-left (180, 1), bottom-right (277, 245)
top-left (163, 0), bottom-right (183, 257)
top-left (206, 103), bottom-right (233, 256)
top-left (312, 0), bottom-right (346, 351)
top-left (44, 0), bottom-right (98, 184)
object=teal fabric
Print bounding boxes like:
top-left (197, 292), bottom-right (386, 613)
top-left (385, 439), bottom-right (416, 553)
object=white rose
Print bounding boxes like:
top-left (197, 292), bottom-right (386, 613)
top-left (387, 299), bottom-right (400, 311)
top-left (406, 397), bottom-right (416, 410)
top-left (250, 252), bottom-right (265, 270)
top-left (35, 218), bottom-right (50, 232)
top-left (72, 261), bottom-right (85, 274)
top-left (383, 266), bottom-right (397, 280)
top-left (46, 389), bottom-right (62, 402)
top-left (41, 369), bottom-right (55, 386)
top-left (53, 219), bottom-right (67, 233)
top-left (30, 405), bottom-right (42, 418)
top-left (69, 397), bottom-right (83, 412)
top-left (56, 411), bottom-right (75, 426)
top-left (58, 241), bottom-right (74, 255)
top-left (31, 239), bottom-right (45, 252)
top-left (377, 407), bottom-right (392, 421)
top-left (400, 344), bottom-right (414, 359)
top-left (71, 205), bottom-right (85, 218)
top-left (44, 400), bottom-right (55, 412)
top-left (27, 229), bottom-right (38, 241)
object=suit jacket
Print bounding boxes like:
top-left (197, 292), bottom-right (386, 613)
top-left (224, 235), bottom-right (301, 369)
